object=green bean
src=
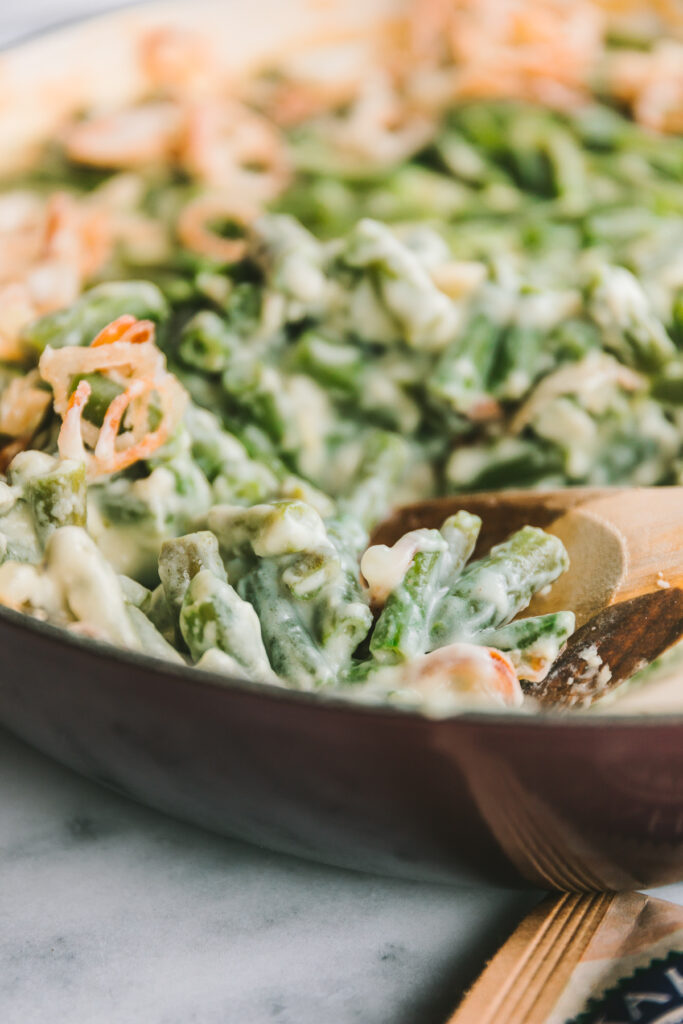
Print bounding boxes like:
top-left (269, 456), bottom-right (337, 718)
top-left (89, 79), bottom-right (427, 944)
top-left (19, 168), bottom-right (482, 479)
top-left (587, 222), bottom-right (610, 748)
top-left (339, 430), bottom-right (411, 530)
top-left (173, 365), bottom-right (229, 421)
top-left (142, 584), bottom-right (179, 647)
top-left (546, 318), bottom-right (601, 363)
top-left (446, 437), bottom-right (565, 491)
top-left (447, 101), bottom-right (513, 157)
top-left (21, 281), bottom-right (168, 352)
top-left (311, 515), bottom-right (373, 669)
top-left (292, 331), bottom-right (365, 394)
top-left (1, 453), bottom-right (76, 560)
top-left (180, 372), bottom-right (333, 510)
top-left (159, 531), bottom-right (226, 611)
top-left (365, 165), bottom-right (470, 222)
top-left (209, 499), bottom-right (329, 560)
top-left (118, 574), bottom-right (151, 608)
top-left (281, 547), bottom-right (341, 601)
top-left (67, 373), bottom-right (123, 427)
top-left (46, 526), bottom-right (139, 648)
top-left (185, 406), bottom-right (280, 506)
top-left (439, 510), bottom-right (482, 566)
top-left (370, 510), bottom-right (480, 664)
top-left (571, 103), bottom-right (630, 151)
top-left (238, 560), bottom-right (335, 688)
top-left (430, 526), bottom-right (569, 647)
top-left (479, 611), bottom-right (575, 680)
top-left (126, 604), bottom-right (185, 664)
top-left (450, 102), bottom-right (554, 194)
top-left (180, 569), bottom-right (272, 679)
top-left (429, 314), bottom-right (503, 418)
top-left (435, 130), bottom-right (503, 186)
top-left (292, 332), bottom-right (420, 433)
top-left (90, 450), bottom-right (213, 574)
top-left (0, 500), bottom-right (42, 564)
top-left (544, 125), bottom-right (588, 208)
top-left (6, 451), bottom-right (56, 487)
top-left (25, 459), bottom-right (87, 544)
top-left (341, 218), bottom-right (460, 351)
top-left (326, 514), bottom-right (368, 562)
top-left (503, 109), bottom-right (588, 201)
top-left (211, 465), bottom-right (281, 508)
top-left (316, 590), bottom-right (373, 669)
top-left (370, 533), bottom-right (448, 664)
top-left (589, 265), bottom-right (676, 372)
top-left (273, 173), bottom-right (364, 238)
top-left (178, 311), bottom-right (239, 373)
top-left (276, 475), bottom-right (336, 520)
top-left (490, 324), bottom-right (546, 401)
top-left (250, 214), bottom-right (326, 308)
top-left (185, 407), bottom-right (245, 481)
top-left (652, 360), bottom-right (683, 405)
top-left (194, 646), bottom-right (278, 681)
top-left (670, 290), bottom-right (683, 348)
top-left (220, 357), bottom-right (291, 448)
top-left (0, 482), bottom-right (15, 517)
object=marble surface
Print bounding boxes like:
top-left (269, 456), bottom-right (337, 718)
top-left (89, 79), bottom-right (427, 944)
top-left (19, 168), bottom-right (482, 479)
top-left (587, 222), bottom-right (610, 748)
top-left (0, 726), bottom-right (540, 1024)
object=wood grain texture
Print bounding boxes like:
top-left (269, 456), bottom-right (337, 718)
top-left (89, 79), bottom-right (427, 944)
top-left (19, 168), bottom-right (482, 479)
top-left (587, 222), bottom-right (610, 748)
top-left (375, 487), bottom-right (683, 625)
top-left (371, 487), bottom-right (612, 556)
top-left (526, 588), bottom-right (683, 710)
top-left (447, 892), bottom-right (634, 1024)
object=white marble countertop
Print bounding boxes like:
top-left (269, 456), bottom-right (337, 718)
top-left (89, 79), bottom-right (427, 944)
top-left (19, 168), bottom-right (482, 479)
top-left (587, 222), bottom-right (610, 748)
top-left (0, 726), bottom-right (540, 1023)
top-left (3, 726), bottom-right (682, 1024)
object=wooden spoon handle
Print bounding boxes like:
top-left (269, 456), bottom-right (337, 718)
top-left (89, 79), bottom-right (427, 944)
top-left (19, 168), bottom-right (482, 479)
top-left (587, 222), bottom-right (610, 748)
top-left (527, 487), bottom-right (683, 625)
top-left (576, 488), bottom-right (683, 602)
top-left (524, 588), bottom-right (683, 711)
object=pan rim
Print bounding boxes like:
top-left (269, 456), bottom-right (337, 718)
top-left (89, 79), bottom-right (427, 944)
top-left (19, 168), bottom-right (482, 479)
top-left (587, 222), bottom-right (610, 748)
top-left (2, 601), bottom-right (681, 730)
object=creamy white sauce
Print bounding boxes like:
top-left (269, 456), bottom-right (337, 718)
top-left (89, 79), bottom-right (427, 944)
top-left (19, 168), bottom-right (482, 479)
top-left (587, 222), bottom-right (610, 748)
top-left (0, 561), bottom-right (63, 617)
top-left (46, 527), bottom-right (139, 648)
top-left (470, 568), bottom-right (513, 620)
top-left (360, 528), bottom-right (441, 605)
top-left (196, 647), bottom-right (284, 686)
top-left (7, 450), bottom-right (57, 485)
top-left (260, 507), bottom-right (328, 558)
top-left (0, 481), bottom-right (18, 516)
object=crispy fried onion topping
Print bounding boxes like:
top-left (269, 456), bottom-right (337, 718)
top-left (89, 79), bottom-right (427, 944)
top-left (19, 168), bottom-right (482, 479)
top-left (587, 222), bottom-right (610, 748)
top-left (406, 0), bottom-right (605, 109)
top-left (607, 40), bottom-right (683, 134)
top-left (64, 97), bottom-right (290, 200)
top-left (0, 191), bottom-right (110, 362)
top-left (0, 370), bottom-right (52, 442)
top-left (39, 315), bottom-right (187, 479)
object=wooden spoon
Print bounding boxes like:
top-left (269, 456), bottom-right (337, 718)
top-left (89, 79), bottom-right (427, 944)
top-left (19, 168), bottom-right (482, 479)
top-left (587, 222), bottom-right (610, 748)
top-left (374, 487), bottom-right (683, 709)
top-left (522, 588), bottom-right (683, 710)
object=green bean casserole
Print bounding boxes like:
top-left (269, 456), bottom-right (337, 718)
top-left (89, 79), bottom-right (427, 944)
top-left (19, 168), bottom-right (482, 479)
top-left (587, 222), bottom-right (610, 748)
top-left (0, 0), bottom-right (681, 712)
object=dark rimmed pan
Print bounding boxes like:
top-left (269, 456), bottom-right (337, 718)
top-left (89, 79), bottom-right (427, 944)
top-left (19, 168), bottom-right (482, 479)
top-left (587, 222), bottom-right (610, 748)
top-left (2, 603), bottom-right (682, 890)
top-left (1, 0), bottom-right (683, 892)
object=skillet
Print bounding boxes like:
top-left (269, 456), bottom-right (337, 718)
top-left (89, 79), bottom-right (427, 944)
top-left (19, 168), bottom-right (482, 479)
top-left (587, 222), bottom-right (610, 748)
top-left (1, 0), bottom-right (682, 891)
top-left (3, 596), bottom-right (683, 891)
